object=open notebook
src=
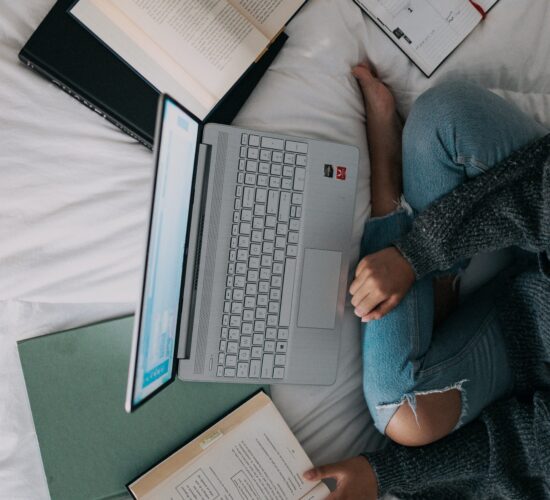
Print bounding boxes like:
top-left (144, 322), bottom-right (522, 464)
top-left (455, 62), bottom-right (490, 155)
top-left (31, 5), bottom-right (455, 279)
top-left (128, 392), bottom-right (329, 500)
top-left (71, 0), bottom-right (305, 120)
top-left (354, 0), bottom-right (499, 77)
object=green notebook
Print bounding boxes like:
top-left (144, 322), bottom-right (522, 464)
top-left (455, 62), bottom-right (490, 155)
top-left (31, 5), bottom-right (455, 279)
top-left (18, 316), bottom-right (265, 500)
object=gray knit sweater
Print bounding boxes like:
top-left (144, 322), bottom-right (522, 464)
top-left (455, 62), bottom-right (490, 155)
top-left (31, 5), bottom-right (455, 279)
top-left (364, 133), bottom-right (550, 499)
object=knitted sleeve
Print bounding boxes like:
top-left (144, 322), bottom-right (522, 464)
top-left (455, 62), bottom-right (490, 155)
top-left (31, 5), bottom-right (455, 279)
top-left (364, 391), bottom-right (550, 498)
top-left (395, 135), bottom-right (550, 279)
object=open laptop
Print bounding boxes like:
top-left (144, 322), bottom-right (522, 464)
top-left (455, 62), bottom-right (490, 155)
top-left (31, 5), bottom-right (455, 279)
top-left (126, 95), bottom-right (358, 412)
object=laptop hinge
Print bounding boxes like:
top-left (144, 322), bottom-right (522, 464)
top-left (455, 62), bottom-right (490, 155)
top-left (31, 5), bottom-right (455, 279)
top-left (177, 142), bottom-right (212, 360)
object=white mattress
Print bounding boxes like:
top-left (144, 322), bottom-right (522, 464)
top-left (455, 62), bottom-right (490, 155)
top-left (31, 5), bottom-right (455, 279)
top-left (2, 0), bottom-right (550, 498)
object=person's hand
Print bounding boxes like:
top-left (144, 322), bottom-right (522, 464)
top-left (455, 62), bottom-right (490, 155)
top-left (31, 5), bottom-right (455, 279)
top-left (350, 246), bottom-right (415, 321)
top-left (303, 456), bottom-right (378, 500)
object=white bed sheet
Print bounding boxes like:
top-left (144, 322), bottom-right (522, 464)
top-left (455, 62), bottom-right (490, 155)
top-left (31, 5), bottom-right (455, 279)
top-left (1, 0), bottom-right (550, 498)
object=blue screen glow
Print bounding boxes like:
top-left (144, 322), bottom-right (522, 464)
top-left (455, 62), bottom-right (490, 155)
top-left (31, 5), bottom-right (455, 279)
top-left (133, 100), bottom-right (199, 406)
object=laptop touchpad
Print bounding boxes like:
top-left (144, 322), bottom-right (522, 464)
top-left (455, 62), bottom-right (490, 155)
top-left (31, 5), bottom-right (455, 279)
top-left (297, 249), bottom-right (342, 329)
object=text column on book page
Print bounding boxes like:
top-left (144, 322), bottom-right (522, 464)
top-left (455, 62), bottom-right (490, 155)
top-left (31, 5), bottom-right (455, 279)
top-left (227, 0), bottom-right (303, 39)
top-left (116, 0), bottom-right (270, 99)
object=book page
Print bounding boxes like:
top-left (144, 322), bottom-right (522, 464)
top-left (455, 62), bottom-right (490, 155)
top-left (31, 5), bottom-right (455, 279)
top-left (227, 0), bottom-right (304, 39)
top-left (129, 394), bottom-right (329, 500)
top-left (356, 0), bottom-right (482, 75)
top-left (72, 0), bottom-right (214, 119)
top-left (112, 0), bottom-right (269, 99)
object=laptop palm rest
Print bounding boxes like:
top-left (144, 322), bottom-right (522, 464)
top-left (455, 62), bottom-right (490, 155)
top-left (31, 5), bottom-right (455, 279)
top-left (297, 249), bottom-right (342, 330)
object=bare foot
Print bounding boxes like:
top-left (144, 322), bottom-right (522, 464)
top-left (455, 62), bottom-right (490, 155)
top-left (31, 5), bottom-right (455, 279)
top-left (353, 61), bottom-right (403, 217)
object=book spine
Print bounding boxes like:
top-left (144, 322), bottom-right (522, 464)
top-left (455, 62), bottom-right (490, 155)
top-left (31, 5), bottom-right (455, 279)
top-left (19, 54), bottom-right (153, 150)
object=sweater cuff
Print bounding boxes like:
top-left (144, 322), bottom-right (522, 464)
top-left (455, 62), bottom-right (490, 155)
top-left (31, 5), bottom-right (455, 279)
top-left (393, 229), bottom-right (440, 279)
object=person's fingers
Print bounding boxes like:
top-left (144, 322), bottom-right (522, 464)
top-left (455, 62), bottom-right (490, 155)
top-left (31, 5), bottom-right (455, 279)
top-left (349, 269), bottom-right (371, 296)
top-left (350, 279), bottom-right (374, 311)
top-left (354, 289), bottom-right (384, 318)
top-left (362, 297), bottom-right (400, 322)
top-left (354, 257), bottom-right (369, 277)
top-left (304, 463), bottom-right (345, 481)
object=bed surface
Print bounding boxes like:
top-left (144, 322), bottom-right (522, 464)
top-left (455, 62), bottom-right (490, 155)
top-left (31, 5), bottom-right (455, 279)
top-left (2, 0), bottom-right (550, 497)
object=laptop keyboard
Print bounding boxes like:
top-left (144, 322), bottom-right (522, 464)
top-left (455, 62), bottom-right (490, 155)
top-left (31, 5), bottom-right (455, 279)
top-left (217, 133), bottom-right (308, 380)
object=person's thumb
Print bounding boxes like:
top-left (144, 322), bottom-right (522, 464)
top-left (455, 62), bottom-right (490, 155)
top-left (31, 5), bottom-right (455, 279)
top-left (303, 463), bottom-right (344, 481)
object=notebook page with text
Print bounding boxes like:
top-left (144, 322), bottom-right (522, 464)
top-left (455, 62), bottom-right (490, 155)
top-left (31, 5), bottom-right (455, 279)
top-left (72, 0), bottom-right (215, 119)
top-left (113, 0), bottom-right (270, 99)
top-left (357, 0), bottom-right (482, 76)
top-left (228, 0), bottom-right (304, 40)
top-left (128, 393), bottom-right (330, 500)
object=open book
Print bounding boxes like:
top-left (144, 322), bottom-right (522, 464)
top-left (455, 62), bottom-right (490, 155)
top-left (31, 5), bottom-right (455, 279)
top-left (70, 0), bottom-right (305, 120)
top-left (354, 0), bottom-right (499, 77)
top-left (127, 392), bottom-right (329, 499)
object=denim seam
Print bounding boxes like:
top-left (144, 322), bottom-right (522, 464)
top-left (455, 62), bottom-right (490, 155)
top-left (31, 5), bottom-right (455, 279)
top-left (456, 154), bottom-right (489, 175)
top-left (417, 307), bottom-right (498, 377)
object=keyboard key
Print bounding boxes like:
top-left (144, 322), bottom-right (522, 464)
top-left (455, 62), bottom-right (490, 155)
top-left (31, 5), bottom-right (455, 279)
top-left (225, 289), bottom-right (232, 300)
top-left (276, 341), bottom-right (288, 353)
top-left (282, 165), bottom-right (293, 177)
top-left (229, 328), bottom-right (240, 340)
top-left (237, 362), bottom-right (249, 377)
top-left (242, 323), bottom-right (253, 336)
top-left (267, 315), bottom-right (278, 327)
top-left (255, 188), bottom-right (267, 203)
top-left (250, 243), bottom-right (262, 255)
top-left (231, 303), bottom-right (243, 314)
top-left (273, 367), bottom-right (285, 379)
top-left (237, 172), bottom-right (244, 184)
top-left (254, 320), bottom-right (266, 332)
top-left (234, 276), bottom-right (245, 288)
top-left (235, 262), bottom-right (246, 275)
top-left (278, 192), bottom-right (291, 222)
top-left (238, 159), bottom-right (245, 170)
top-left (240, 146), bottom-right (247, 157)
top-left (238, 236), bottom-right (250, 247)
top-left (251, 346), bottom-right (263, 358)
top-left (275, 354), bottom-right (286, 366)
top-left (249, 359), bottom-right (261, 377)
top-left (275, 236), bottom-right (286, 248)
top-left (256, 308), bottom-right (267, 319)
top-left (245, 283), bottom-right (257, 295)
top-left (217, 365), bottom-right (224, 377)
top-left (220, 339), bottom-right (227, 351)
top-left (284, 153), bottom-right (295, 164)
top-left (290, 206), bottom-right (296, 217)
top-left (276, 223), bottom-right (288, 235)
top-left (257, 175), bottom-right (268, 187)
top-left (232, 224), bottom-right (239, 236)
top-left (296, 154), bottom-right (307, 166)
top-left (270, 164), bottom-right (282, 176)
top-left (264, 340), bottom-right (275, 352)
top-left (227, 342), bottom-right (238, 354)
top-left (293, 167), bottom-right (306, 191)
top-left (236, 185), bottom-right (243, 197)
top-left (280, 259), bottom-right (296, 327)
top-left (221, 327), bottom-right (229, 338)
top-left (247, 270), bottom-right (259, 282)
top-left (239, 349), bottom-right (250, 361)
top-left (261, 255), bottom-right (273, 267)
top-left (281, 178), bottom-right (293, 190)
top-left (249, 135), bottom-right (260, 147)
top-left (251, 230), bottom-right (263, 243)
top-left (224, 302), bottom-right (230, 313)
top-left (261, 137), bottom-right (284, 149)
top-left (292, 193), bottom-right (303, 205)
top-left (243, 187), bottom-right (254, 207)
top-left (260, 267), bottom-right (271, 280)
top-left (278, 328), bottom-right (289, 340)
top-left (287, 245), bottom-right (298, 257)
top-left (230, 237), bottom-right (237, 248)
top-left (272, 151), bottom-right (284, 163)
top-left (266, 327), bottom-right (277, 339)
top-left (224, 367), bottom-right (236, 377)
top-left (273, 249), bottom-right (285, 262)
top-left (285, 140), bottom-right (298, 152)
top-left (241, 336), bottom-right (252, 348)
top-left (270, 289), bottom-right (281, 301)
top-left (289, 219), bottom-right (300, 231)
top-left (222, 315), bottom-right (229, 327)
top-left (246, 160), bottom-right (258, 172)
top-left (229, 250), bottom-right (237, 262)
top-left (272, 262), bottom-right (284, 275)
top-left (241, 133), bottom-right (248, 145)
top-left (259, 162), bottom-right (270, 174)
top-left (230, 316), bottom-right (241, 327)
top-left (262, 242), bottom-right (274, 254)
top-left (252, 217), bottom-right (264, 230)
top-left (254, 204), bottom-right (266, 217)
top-left (260, 149), bottom-right (271, 161)
top-left (267, 190), bottom-right (279, 214)
top-left (243, 310), bottom-right (254, 322)
top-left (226, 354), bottom-right (237, 367)
top-left (248, 257), bottom-right (260, 269)
top-left (237, 249), bottom-right (248, 261)
top-left (296, 142), bottom-right (308, 154)
top-left (257, 294), bottom-right (268, 307)
top-left (269, 176), bottom-right (281, 189)
top-left (261, 354), bottom-right (274, 378)
top-left (245, 173), bottom-right (256, 185)
top-left (288, 231), bottom-right (299, 244)
top-left (269, 302), bottom-right (280, 314)
top-left (271, 276), bottom-right (282, 287)
top-left (244, 296), bottom-right (256, 308)
top-left (258, 281), bottom-right (269, 293)
top-left (240, 222), bottom-right (251, 234)
top-left (226, 276), bottom-right (234, 287)
top-left (247, 148), bottom-right (259, 160)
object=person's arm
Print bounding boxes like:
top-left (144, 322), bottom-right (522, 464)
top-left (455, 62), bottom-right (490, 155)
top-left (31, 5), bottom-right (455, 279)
top-left (396, 134), bottom-right (550, 279)
top-left (364, 390), bottom-right (550, 498)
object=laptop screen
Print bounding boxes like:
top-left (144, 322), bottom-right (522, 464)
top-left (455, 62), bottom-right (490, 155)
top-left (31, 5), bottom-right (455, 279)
top-left (129, 96), bottom-right (199, 410)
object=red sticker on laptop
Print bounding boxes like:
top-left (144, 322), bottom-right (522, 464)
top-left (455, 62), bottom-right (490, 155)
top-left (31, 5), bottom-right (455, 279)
top-left (336, 166), bottom-right (347, 180)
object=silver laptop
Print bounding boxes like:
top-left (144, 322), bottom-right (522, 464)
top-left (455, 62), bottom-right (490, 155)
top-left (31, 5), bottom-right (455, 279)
top-left (125, 95), bottom-right (358, 412)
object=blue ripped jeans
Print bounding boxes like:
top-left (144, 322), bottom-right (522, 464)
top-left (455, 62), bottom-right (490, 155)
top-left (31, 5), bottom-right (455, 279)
top-left (362, 81), bottom-right (548, 434)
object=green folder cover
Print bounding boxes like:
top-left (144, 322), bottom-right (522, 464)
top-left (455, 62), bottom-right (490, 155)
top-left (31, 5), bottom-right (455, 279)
top-left (18, 316), bottom-right (266, 500)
